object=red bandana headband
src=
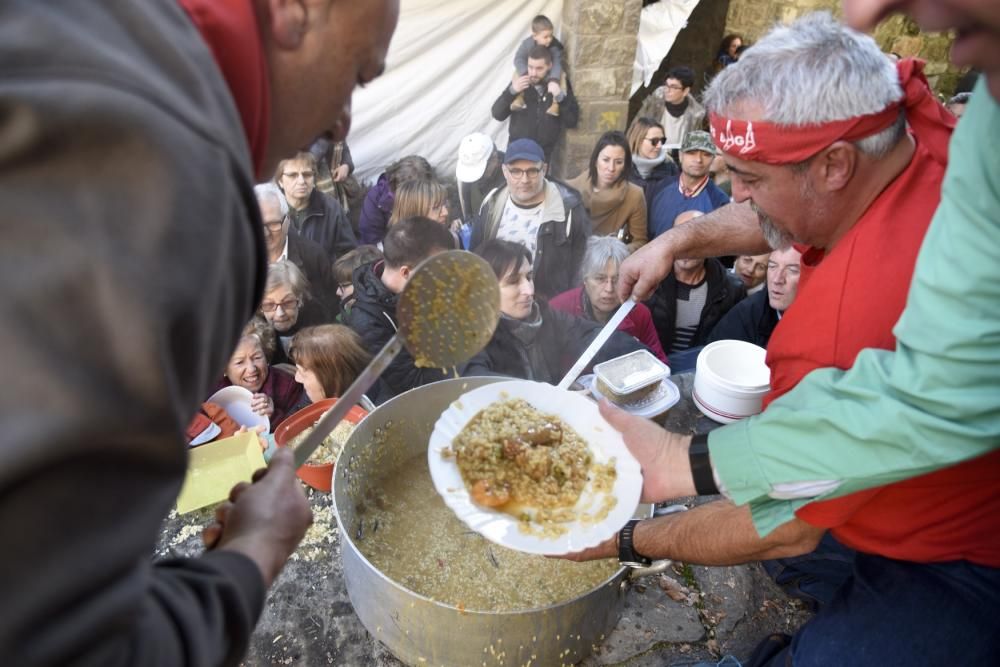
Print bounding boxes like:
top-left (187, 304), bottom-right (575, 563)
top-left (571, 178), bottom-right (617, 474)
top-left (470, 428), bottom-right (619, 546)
top-left (708, 59), bottom-right (954, 166)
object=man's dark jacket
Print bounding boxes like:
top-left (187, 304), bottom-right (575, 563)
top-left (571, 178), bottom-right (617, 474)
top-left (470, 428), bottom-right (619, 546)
top-left (470, 180), bottom-right (590, 300)
top-left (345, 262), bottom-right (446, 403)
top-left (0, 1), bottom-right (269, 664)
top-left (645, 257), bottom-right (746, 351)
top-left (491, 78), bottom-right (579, 159)
top-left (291, 188), bottom-right (357, 261)
top-left (706, 288), bottom-right (780, 348)
top-left (287, 230), bottom-right (339, 319)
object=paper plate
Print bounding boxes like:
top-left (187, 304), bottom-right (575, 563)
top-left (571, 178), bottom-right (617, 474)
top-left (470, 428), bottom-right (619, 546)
top-left (207, 385), bottom-right (270, 432)
top-left (428, 380), bottom-right (642, 556)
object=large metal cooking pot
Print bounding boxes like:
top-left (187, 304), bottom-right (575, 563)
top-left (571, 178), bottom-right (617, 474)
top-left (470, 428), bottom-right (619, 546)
top-left (333, 377), bottom-right (666, 667)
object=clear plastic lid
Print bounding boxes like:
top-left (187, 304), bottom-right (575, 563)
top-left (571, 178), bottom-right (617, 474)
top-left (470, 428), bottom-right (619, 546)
top-left (593, 350), bottom-right (671, 394)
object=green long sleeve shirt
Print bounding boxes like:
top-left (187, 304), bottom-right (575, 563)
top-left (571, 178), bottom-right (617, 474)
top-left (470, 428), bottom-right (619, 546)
top-left (709, 80), bottom-right (1000, 536)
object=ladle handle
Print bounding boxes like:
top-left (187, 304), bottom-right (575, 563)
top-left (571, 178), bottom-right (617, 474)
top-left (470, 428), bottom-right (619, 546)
top-left (287, 334), bottom-right (404, 469)
top-left (557, 300), bottom-right (637, 390)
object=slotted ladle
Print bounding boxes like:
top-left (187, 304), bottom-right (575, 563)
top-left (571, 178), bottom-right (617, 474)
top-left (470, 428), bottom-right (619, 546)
top-left (286, 250), bottom-right (500, 468)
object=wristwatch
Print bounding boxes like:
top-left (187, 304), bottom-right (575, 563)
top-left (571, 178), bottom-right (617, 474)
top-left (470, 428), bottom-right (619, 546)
top-left (618, 519), bottom-right (652, 567)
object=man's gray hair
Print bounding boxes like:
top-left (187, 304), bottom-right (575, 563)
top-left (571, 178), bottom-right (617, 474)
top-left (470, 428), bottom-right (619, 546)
top-left (254, 182), bottom-right (289, 217)
top-left (704, 12), bottom-right (905, 159)
top-left (579, 236), bottom-right (630, 283)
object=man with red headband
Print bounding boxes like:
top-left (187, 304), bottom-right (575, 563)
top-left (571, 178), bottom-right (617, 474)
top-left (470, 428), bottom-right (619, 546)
top-left (570, 12), bottom-right (999, 665)
top-left (615, 1), bottom-right (1000, 518)
top-left (0, 1), bottom-right (398, 664)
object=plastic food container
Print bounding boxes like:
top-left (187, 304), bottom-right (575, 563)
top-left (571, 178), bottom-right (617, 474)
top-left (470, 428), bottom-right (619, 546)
top-left (593, 350), bottom-right (671, 405)
top-left (693, 340), bottom-right (770, 424)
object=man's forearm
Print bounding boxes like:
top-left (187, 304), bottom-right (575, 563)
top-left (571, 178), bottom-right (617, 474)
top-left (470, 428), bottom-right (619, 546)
top-left (632, 500), bottom-right (823, 566)
top-left (670, 202), bottom-right (770, 259)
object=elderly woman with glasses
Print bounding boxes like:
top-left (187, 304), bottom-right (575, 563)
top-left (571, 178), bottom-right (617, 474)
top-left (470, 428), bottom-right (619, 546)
top-left (212, 315), bottom-right (304, 431)
top-left (260, 260), bottom-right (332, 366)
top-left (274, 151), bottom-right (358, 261)
top-left (549, 236), bottom-right (668, 363)
top-left (626, 116), bottom-right (679, 210)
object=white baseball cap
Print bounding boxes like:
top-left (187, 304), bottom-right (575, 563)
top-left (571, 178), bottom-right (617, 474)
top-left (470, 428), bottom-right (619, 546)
top-left (456, 132), bottom-right (495, 183)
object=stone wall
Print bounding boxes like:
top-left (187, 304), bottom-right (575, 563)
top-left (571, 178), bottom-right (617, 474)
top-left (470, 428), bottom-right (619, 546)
top-left (559, 0), bottom-right (964, 178)
top-left (724, 0), bottom-right (965, 96)
top-left (557, 0), bottom-right (642, 178)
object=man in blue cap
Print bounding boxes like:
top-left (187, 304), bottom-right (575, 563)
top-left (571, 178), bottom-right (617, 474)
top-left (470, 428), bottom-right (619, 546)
top-left (470, 138), bottom-right (591, 299)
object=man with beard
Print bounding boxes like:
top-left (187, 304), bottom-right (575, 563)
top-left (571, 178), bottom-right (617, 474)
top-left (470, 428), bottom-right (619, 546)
top-left (614, 0), bottom-right (1000, 527)
top-left (0, 0), bottom-right (398, 664)
top-left (491, 46), bottom-right (580, 160)
top-left (648, 131), bottom-right (730, 239)
top-left (569, 13), bottom-right (999, 664)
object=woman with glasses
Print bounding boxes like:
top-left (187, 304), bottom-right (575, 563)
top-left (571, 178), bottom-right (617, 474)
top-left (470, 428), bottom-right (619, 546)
top-left (274, 151), bottom-right (357, 261)
top-left (213, 315), bottom-right (304, 431)
top-left (549, 236), bottom-right (667, 362)
top-left (626, 116), bottom-right (679, 210)
top-left (567, 131), bottom-right (648, 252)
top-left (465, 240), bottom-right (644, 382)
top-left (260, 260), bottom-right (332, 366)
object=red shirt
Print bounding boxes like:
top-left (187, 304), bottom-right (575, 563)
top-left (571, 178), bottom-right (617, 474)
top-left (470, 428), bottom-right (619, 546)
top-left (764, 139), bottom-right (1000, 566)
top-left (548, 287), bottom-right (669, 363)
top-left (179, 0), bottom-right (270, 177)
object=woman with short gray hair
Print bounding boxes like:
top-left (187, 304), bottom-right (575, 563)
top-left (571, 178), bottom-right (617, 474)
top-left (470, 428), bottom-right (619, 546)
top-left (260, 260), bottom-right (333, 366)
top-left (549, 236), bottom-right (667, 362)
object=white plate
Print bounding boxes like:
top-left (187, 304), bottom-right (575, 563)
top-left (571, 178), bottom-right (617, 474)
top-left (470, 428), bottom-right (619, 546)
top-left (587, 375), bottom-right (681, 419)
top-left (207, 385), bottom-right (270, 432)
top-left (428, 380), bottom-right (642, 556)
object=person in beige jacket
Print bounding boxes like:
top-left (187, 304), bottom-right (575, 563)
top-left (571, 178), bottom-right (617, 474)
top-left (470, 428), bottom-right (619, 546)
top-left (567, 131), bottom-right (648, 252)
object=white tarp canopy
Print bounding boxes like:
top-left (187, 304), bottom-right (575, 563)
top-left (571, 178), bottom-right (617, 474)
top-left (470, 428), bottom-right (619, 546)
top-left (349, 0), bottom-right (564, 184)
top-left (630, 0), bottom-right (701, 96)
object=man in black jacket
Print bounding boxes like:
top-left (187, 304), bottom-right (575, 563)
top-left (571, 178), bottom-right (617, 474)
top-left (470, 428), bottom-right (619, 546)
top-left (0, 1), bottom-right (398, 665)
top-left (646, 211), bottom-right (745, 356)
top-left (346, 216), bottom-right (455, 403)
top-left (707, 245), bottom-right (802, 348)
top-left (491, 45), bottom-right (579, 160)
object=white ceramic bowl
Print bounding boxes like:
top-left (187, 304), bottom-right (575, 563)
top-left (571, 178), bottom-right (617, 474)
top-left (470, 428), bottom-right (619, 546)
top-left (693, 340), bottom-right (770, 424)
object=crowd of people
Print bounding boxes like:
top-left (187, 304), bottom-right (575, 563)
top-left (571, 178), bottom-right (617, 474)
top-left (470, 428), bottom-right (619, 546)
top-left (4, 0), bottom-right (997, 665)
top-left (214, 14), bottom-right (804, 428)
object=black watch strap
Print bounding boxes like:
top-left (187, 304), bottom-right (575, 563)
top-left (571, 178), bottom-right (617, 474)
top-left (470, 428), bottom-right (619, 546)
top-left (689, 433), bottom-right (720, 496)
top-left (618, 519), bottom-right (652, 566)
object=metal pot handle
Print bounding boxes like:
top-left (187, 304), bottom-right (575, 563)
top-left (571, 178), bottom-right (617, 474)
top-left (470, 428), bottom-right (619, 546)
top-left (625, 559), bottom-right (673, 580)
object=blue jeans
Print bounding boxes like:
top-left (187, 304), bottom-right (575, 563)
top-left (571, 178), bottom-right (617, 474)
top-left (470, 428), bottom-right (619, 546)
top-left (753, 539), bottom-right (1000, 665)
top-left (762, 533), bottom-right (856, 610)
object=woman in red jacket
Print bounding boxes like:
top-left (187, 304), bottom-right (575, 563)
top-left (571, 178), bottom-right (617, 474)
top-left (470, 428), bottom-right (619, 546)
top-left (548, 236), bottom-right (667, 363)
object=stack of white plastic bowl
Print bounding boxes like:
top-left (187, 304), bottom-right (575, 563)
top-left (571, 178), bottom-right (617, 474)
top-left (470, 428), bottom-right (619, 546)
top-left (693, 340), bottom-right (770, 424)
